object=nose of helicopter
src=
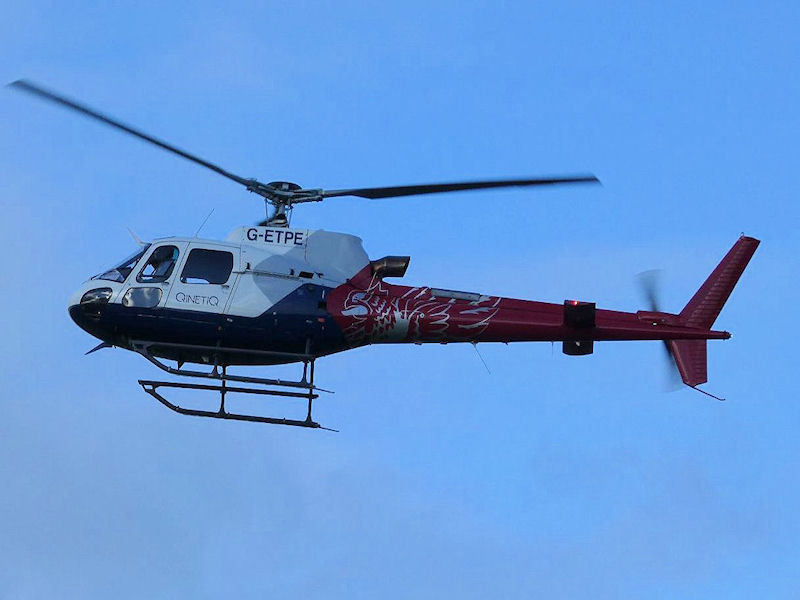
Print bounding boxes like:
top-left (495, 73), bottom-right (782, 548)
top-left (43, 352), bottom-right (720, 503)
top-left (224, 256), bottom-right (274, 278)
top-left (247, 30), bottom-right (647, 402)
top-left (68, 283), bottom-right (117, 342)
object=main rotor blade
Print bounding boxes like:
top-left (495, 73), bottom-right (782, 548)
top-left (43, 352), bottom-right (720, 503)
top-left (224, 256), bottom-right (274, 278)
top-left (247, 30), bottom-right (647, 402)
top-left (321, 175), bottom-right (599, 200)
top-left (8, 79), bottom-right (252, 188)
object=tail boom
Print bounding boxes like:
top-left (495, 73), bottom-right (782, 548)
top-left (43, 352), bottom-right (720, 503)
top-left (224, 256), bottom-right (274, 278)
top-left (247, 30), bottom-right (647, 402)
top-left (327, 235), bottom-right (758, 393)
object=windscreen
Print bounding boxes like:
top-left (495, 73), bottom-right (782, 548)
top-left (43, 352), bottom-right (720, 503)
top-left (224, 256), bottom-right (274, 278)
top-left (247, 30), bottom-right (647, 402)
top-left (94, 245), bottom-right (151, 283)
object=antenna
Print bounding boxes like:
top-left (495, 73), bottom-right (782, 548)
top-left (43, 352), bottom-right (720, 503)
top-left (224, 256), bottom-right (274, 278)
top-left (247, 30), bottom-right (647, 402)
top-left (471, 342), bottom-right (491, 374)
top-left (194, 208), bottom-right (215, 237)
top-left (127, 227), bottom-right (147, 247)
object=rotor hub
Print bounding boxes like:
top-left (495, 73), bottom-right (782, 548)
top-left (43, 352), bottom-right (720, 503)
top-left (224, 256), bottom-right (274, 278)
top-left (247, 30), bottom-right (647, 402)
top-left (266, 181), bottom-right (302, 194)
top-left (258, 182), bottom-right (301, 227)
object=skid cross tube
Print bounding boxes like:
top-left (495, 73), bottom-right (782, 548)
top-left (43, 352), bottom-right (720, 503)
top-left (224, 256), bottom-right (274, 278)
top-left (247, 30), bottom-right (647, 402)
top-left (131, 340), bottom-right (332, 392)
top-left (131, 339), bottom-right (314, 361)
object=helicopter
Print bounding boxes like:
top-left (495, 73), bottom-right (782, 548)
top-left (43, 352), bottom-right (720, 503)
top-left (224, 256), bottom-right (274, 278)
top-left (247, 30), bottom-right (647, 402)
top-left (10, 80), bottom-right (759, 430)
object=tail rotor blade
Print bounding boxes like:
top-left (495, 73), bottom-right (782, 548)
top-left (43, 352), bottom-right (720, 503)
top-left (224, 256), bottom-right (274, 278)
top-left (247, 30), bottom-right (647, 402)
top-left (636, 269), bottom-right (662, 312)
top-left (635, 269), bottom-right (682, 389)
top-left (660, 340), bottom-right (682, 391)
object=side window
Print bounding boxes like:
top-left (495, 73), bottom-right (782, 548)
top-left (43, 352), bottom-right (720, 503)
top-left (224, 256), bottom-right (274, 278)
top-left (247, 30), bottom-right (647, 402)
top-left (137, 245), bottom-right (179, 283)
top-left (122, 287), bottom-right (162, 308)
top-left (180, 248), bottom-right (234, 284)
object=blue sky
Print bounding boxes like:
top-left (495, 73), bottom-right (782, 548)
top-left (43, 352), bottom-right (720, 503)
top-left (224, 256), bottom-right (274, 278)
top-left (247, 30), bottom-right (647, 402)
top-left (1, 2), bottom-right (798, 598)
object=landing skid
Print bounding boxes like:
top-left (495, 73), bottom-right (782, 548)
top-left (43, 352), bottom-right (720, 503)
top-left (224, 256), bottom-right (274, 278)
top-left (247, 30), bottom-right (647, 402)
top-left (133, 340), bottom-right (335, 430)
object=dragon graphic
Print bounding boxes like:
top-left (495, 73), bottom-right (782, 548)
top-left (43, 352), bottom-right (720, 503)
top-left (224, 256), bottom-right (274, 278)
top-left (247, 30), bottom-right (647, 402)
top-left (329, 274), bottom-right (501, 345)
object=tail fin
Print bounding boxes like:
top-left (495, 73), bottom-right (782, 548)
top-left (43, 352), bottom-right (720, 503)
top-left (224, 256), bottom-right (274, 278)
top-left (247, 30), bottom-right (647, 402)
top-left (668, 339), bottom-right (708, 387)
top-left (669, 235), bottom-right (760, 388)
top-left (678, 235), bottom-right (760, 330)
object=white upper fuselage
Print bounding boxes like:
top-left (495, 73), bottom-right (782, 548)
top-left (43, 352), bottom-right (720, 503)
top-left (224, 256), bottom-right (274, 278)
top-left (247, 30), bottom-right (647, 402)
top-left (69, 226), bottom-right (370, 318)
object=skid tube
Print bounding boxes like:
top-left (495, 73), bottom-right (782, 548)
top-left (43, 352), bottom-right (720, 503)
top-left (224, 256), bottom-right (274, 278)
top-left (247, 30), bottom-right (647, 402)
top-left (133, 340), bottom-right (335, 430)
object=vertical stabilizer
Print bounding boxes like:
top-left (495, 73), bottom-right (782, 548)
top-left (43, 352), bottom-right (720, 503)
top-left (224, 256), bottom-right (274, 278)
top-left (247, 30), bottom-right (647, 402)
top-left (668, 339), bottom-right (707, 386)
top-left (669, 235), bottom-right (759, 390)
top-left (679, 236), bottom-right (760, 330)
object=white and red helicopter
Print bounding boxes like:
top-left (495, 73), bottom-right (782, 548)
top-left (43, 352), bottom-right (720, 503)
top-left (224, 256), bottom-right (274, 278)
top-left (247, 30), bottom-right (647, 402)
top-left (11, 80), bottom-right (759, 430)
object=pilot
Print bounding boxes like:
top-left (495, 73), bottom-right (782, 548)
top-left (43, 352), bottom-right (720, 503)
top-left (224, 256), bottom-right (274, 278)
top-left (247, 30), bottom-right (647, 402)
top-left (145, 246), bottom-right (177, 280)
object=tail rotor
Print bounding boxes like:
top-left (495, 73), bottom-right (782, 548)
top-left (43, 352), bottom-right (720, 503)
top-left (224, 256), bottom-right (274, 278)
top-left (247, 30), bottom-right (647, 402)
top-left (636, 269), bottom-right (682, 389)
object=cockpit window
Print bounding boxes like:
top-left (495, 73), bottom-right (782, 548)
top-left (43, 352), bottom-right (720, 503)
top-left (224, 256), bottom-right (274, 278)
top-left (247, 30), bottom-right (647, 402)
top-left (95, 244), bottom-right (151, 283)
top-left (137, 245), bottom-right (179, 283)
